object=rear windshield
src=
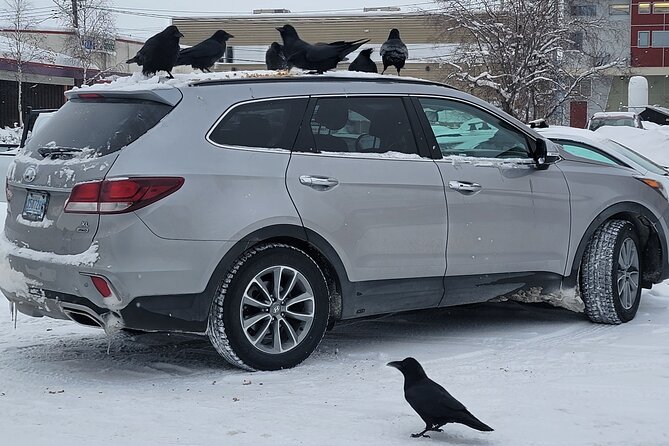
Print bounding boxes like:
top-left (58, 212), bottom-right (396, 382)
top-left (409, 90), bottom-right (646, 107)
top-left (25, 98), bottom-right (172, 157)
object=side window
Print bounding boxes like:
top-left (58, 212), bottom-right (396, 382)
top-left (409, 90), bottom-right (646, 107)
top-left (297, 97), bottom-right (419, 155)
top-left (209, 98), bottom-right (307, 149)
top-left (556, 141), bottom-right (620, 166)
top-left (417, 97), bottom-right (531, 159)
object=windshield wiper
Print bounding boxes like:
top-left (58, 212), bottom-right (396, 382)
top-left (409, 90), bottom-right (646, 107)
top-left (37, 146), bottom-right (83, 158)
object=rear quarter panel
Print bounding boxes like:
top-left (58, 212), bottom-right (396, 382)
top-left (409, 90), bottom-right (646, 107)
top-left (107, 84), bottom-right (303, 242)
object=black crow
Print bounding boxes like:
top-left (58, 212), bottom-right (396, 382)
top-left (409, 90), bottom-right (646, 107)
top-left (126, 25), bottom-right (184, 79)
top-left (348, 48), bottom-right (378, 73)
top-left (380, 28), bottom-right (408, 75)
top-left (265, 42), bottom-right (288, 70)
top-left (276, 24), bottom-right (369, 73)
top-left (176, 30), bottom-right (233, 73)
top-left (387, 357), bottom-right (494, 438)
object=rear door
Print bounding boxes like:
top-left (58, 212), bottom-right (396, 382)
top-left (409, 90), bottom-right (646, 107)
top-left (286, 95), bottom-right (448, 314)
top-left (4, 92), bottom-right (177, 255)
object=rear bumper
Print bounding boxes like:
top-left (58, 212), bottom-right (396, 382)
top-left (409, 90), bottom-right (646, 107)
top-left (0, 216), bottom-right (233, 332)
top-left (4, 290), bottom-right (210, 333)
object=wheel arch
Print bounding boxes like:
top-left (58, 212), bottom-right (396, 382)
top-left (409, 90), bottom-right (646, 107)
top-left (566, 201), bottom-right (667, 289)
top-left (204, 224), bottom-right (349, 326)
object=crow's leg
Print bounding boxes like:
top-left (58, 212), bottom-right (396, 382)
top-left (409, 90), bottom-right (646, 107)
top-left (396, 67), bottom-right (401, 76)
top-left (411, 425), bottom-right (431, 438)
top-left (166, 71), bottom-right (174, 79)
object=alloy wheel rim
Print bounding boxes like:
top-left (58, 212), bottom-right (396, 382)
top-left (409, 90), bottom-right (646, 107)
top-left (617, 237), bottom-right (640, 310)
top-left (239, 266), bottom-right (315, 354)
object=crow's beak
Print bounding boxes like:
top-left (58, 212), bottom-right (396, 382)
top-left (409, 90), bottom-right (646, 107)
top-left (275, 27), bottom-right (283, 32)
top-left (386, 361), bottom-right (401, 369)
top-left (228, 34), bottom-right (234, 38)
top-left (177, 32), bottom-right (184, 38)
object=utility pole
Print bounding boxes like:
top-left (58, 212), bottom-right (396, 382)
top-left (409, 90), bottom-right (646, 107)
top-left (72, 0), bottom-right (78, 28)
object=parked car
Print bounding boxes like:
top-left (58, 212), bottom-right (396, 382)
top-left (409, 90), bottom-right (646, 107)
top-left (537, 126), bottom-right (669, 181)
top-left (587, 111), bottom-right (644, 131)
top-left (3, 73), bottom-right (669, 371)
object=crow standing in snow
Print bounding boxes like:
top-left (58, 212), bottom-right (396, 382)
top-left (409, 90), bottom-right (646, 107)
top-left (348, 48), bottom-right (378, 73)
top-left (176, 30), bottom-right (233, 72)
top-left (276, 24), bottom-right (369, 73)
top-left (380, 28), bottom-right (408, 75)
top-left (265, 42), bottom-right (288, 70)
top-left (126, 25), bottom-right (184, 79)
top-left (387, 357), bottom-right (494, 438)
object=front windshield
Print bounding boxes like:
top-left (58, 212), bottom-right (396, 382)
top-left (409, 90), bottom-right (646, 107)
top-left (589, 118), bottom-right (634, 130)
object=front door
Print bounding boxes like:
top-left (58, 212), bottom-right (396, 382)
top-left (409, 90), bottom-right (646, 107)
top-left (413, 97), bottom-right (571, 295)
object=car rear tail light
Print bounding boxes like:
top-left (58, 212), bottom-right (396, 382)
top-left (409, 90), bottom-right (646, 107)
top-left (64, 177), bottom-right (184, 214)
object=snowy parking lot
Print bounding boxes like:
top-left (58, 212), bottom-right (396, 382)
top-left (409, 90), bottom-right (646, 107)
top-left (2, 286), bottom-right (669, 445)
top-left (2, 120), bottom-right (669, 445)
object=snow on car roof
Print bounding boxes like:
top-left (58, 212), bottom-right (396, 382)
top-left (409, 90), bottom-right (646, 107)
top-left (591, 111), bottom-right (638, 118)
top-left (72, 70), bottom-right (444, 94)
top-left (536, 125), bottom-right (613, 145)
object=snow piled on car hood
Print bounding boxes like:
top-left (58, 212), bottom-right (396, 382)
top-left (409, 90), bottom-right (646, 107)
top-left (595, 125), bottom-right (669, 167)
top-left (72, 69), bottom-right (435, 93)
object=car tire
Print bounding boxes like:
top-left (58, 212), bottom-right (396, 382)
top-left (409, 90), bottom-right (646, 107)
top-left (207, 243), bottom-right (330, 371)
top-left (580, 220), bottom-right (642, 324)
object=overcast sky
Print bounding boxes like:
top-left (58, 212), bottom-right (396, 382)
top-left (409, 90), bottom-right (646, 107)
top-left (21, 1), bottom-right (440, 39)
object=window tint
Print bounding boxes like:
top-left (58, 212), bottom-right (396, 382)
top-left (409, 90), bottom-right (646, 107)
top-left (25, 98), bottom-right (171, 157)
top-left (209, 98), bottom-right (307, 149)
top-left (417, 97), bottom-right (530, 159)
top-left (296, 97), bottom-right (419, 155)
top-left (556, 141), bottom-right (620, 166)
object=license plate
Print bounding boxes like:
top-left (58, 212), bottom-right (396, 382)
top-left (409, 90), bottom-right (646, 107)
top-left (22, 191), bottom-right (49, 221)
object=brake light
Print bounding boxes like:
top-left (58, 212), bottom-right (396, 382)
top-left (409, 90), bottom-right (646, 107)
top-left (90, 275), bottom-right (112, 298)
top-left (64, 177), bottom-right (184, 214)
top-left (77, 93), bottom-right (104, 100)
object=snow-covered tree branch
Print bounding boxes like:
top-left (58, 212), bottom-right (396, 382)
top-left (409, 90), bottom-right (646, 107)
top-left (434, 0), bottom-right (624, 121)
top-left (54, 0), bottom-right (117, 83)
top-left (0, 0), bottom-right (53, 126)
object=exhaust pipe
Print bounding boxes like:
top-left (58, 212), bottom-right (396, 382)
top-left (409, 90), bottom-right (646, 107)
top-left (60, 303), bottom-right (105, 329)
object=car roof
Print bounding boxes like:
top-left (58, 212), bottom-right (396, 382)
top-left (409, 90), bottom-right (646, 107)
top-left (536, 125), bottom-right (613, 146)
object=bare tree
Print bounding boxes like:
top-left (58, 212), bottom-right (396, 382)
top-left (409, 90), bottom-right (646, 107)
top-left (54, 0), bottom-right (117, 83)
top-left (434, 0), bottom-right (622, 121)
top-left (0, 0), bottom-right (52, 126)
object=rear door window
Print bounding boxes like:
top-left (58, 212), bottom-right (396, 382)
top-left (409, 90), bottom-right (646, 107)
top-left (25, 98), bottom-right (172, 157)
top-left (208, 98), bottom-right (308, 150)
top-left (295, 97), bottom-right (420, 155)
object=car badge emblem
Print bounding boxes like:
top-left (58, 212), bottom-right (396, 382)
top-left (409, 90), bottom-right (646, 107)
top-left (23, 166), bottom-right (37, 183)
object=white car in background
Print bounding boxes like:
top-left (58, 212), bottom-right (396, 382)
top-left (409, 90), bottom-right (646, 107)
top-left (537, 126), bottom-right (669, 194)
top-left (587, 111), bottom-right (644, 131)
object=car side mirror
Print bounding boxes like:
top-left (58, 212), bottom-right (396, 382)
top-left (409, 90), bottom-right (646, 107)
top-left (533, 139), bottom-right (559, 169)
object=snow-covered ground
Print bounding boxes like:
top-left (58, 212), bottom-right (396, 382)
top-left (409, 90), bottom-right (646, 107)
top-left (1, 197), bottom-right (669, 445)
top-left (2, 289), bottom-right (669, 445)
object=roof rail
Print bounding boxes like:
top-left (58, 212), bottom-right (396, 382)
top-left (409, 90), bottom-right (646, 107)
top-left (190, 75), bottom-right (460, 91)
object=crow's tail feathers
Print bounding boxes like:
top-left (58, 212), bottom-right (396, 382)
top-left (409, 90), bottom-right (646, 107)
top-left (460, 411), bottom-right (494, 432)
top-left (345, 39), bottom-right (370, 56)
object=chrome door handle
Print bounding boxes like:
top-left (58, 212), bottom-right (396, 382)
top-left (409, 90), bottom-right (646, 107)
top-left (448, 180), bottom-right (482, 193)
top-left (299, 175), bottom-right (339, 189)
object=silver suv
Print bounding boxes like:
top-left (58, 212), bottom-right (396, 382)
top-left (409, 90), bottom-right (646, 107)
top-left (3, 74), bottom-right (669, 371)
